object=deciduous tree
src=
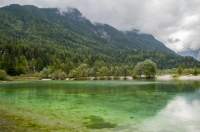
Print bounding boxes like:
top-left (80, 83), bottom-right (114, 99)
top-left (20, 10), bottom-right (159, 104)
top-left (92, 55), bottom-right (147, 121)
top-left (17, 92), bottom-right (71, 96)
top-left (192, 66), bottom-right (198, 76)
top-left (134, 62), bottom-right (143, 78)
top-left (177, 65), bottom-right (183, 75)
top-left (143, 59), bottom-right (157, 78)
top-left (134, 59), bottom-right (157, 78)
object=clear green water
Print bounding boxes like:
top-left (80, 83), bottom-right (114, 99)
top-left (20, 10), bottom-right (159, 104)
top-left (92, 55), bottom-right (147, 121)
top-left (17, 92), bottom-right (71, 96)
top-left (0, 80), bottom-right (200, 132)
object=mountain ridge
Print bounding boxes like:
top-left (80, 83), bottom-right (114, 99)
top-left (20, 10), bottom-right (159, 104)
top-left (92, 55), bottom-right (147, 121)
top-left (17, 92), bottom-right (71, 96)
top-left (20, 4), bottom-right (176, 54)
top-left (124, 30), bottom-right (175, 54)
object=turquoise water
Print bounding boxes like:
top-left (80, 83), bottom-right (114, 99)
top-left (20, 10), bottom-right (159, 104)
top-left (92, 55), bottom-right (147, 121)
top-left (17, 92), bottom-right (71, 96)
top-left (0, 80), bottom-right (200, 132)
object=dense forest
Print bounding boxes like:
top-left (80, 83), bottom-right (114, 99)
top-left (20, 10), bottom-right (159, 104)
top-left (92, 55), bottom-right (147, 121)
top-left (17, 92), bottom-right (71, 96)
top-left (0, 4), bottom-right (200, 77)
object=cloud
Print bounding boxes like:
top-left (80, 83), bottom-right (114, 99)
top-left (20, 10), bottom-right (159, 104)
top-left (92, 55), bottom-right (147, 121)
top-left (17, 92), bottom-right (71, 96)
top-left (0, 0), bottom-right (200, 52)
top-left (168, 38), bottom-right (181, 44)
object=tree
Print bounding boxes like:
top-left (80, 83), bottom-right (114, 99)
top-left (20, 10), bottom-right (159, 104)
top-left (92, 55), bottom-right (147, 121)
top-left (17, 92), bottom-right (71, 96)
top-left (67, 63), bottom-right (90, 79)
top-left (51, 70), bottom-right (60, 80)
top-left (36, 58), bottom-right (44, 71)
top-left (16, 55), bottom-right (28, 75)
top-left (76, 63), bottom-right (89, 78)
top-left (177, 65), bottom-right (183, 75)
top-left (88, 68), bottom-right (95, 77)
top-left (93, 60), bottom-right (106, 72)
top-left (134, 62), bottom-right (143, 78)
top-left (68, 69), bottom-right (77, 78)
top-left (142, 59), bottom-right (157, 78)
top-left (98, 66), bottom-right (110, 79)
top-left (29, 58), bottom-right (36, 71)
top-left (134, 59), bottom-right (157, 78)
top-left (7, 57), bottom-right (17, 76)
top-left (122, 65), bottom-right (129, 79)
top-left (192, 66), bottom-right (198, 76)
top-left (1, 51), bottom-right (10, 72)
top-left (113, 66), bottom-right (121, 79)
top-left (130, 69), bottom-right (135, 78)
top-left (65, 61), bottom-right (75, 74)
top-left (0, 70), bottom-right (7, 80)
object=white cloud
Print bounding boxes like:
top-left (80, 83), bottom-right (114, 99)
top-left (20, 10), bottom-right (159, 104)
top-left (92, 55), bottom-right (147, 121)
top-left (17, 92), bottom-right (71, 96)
top-left (0, 0), bottom-right (200, 52)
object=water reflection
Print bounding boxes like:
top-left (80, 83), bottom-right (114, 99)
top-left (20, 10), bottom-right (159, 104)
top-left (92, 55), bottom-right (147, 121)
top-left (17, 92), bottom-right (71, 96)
top-left (129, 88), bottom-right (200, 132)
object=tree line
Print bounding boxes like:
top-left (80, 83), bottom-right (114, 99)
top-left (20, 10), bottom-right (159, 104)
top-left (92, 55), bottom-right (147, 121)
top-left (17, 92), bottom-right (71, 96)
top-left (0, 41), bottom-right (199, 77)
top-left (1, 54), bottom-right (199, 81)
top-left (39, 60), bottom-right (200, 80)
top-left (37, 59), bottom-right (157, 80)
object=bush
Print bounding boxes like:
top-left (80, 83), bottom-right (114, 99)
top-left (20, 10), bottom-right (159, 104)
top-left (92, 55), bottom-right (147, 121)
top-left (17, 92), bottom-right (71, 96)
top-left (59, 72), bottom-right (67, 80)
top-left (38, 68), bottom-right (51, 79)
top-left (172, 74), bottom-right (179, 79)
top-left (192, 66), bottom-right (198, 76)
top-left (0, 70), bottom-right (7, 80)
top-left (52, 70), bottom-right (67, 80)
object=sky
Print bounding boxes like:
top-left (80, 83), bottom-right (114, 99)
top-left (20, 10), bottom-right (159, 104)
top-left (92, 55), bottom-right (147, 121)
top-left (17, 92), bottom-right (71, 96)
top-left (1, 0), bottom-right (200, 52)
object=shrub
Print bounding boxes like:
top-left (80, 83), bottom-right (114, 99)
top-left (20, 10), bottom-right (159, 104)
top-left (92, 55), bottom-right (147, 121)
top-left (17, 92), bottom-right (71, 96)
top-left (38, 68), bottom-right (51, 79)
top-left (52, 70), bottom-right (67, 80)
top-left (58, 71), bottom-right (67, 80)
top-left (0, 70), bottom-right (7, 80)
top-left (172, 74), bottom-right (179, 79)
top-left (192, 66), bottom-right (198, 76)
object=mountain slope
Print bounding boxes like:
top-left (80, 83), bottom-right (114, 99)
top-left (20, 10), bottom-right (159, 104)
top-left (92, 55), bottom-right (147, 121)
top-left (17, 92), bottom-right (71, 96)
top-left (177, 48), bottom-right (200, 61)
top-left (24, 5), bottom-right (111, 45)
top-left (0, 5), bottom-right (118, 66)
top-left (94, 23), bottom-right (148, 49)
top-left (125, 30), bottom-right (176, 55)
top-left (23, 5), bottom-right (176, 54)
top-left (0, 4), bottom-right (199, 75)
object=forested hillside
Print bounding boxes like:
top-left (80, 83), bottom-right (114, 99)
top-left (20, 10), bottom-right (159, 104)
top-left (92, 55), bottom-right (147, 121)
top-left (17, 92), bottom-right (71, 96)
top-left (125, 30), bottom-right (176, 55)
top-left (0, 4), bottom-right (199, 76)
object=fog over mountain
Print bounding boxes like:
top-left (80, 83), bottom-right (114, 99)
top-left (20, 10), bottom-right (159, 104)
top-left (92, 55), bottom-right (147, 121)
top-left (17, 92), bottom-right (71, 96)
top-left (1, 0), bottom-right (200, 52)
top-left (177, 48), bottom-right (200, 61)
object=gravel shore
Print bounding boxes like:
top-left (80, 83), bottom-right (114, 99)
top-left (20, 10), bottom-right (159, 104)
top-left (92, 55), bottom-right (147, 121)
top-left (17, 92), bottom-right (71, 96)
top-left (156, 75), bottom-right (200, 80)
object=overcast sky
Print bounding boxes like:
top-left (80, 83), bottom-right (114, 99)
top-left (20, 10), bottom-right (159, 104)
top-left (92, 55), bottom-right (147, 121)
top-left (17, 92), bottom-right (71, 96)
top-left (1, 0), bottom-right (200, 52)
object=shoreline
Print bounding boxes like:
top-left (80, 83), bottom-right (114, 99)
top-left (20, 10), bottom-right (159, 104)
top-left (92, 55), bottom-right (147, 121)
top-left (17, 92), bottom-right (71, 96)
top-left (156, 75), bottom-right (200, 81)
top-left (1, 75), bottom-right (200, 82)
top-left (64, 75), bottom-right (200, 81)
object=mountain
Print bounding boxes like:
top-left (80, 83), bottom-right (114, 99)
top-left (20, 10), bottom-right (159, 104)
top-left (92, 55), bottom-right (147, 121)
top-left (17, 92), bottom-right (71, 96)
top-left (198, 49), bottom-right (200, 61)
top-left (0, 4), bottom-right (199, 75)
top-left (125, 30), bottom-right (176, 55)
top-left (177, 48), bottom-right (200, 61)
top-left (23, 5), bottom-right (176, 53)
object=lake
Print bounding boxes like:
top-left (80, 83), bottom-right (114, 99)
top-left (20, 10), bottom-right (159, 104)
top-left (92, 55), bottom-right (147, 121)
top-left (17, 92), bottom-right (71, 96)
top-left (0, 80), bottom-right (200, 132)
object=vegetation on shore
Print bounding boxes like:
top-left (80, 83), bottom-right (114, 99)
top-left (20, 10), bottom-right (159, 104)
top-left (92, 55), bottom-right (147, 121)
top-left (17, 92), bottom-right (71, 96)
top-left (0, 60), bottom-right (199, 81)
